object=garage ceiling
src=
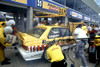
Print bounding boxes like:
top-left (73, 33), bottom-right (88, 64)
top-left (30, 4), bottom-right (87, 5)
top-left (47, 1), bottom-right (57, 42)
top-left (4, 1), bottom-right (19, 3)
top-left (81, 0), bottom-right (100, 14)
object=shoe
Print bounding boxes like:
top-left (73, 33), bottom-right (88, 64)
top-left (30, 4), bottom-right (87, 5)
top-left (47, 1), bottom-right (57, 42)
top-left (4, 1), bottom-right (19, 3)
top-left (73, 55), bottom-right (75, 58)
top-left (5, 58), bottom-right (10, 61)
top-left (80, 66), bottom-right (88, 67)
top-left (1, 60), bottom-right (11, 65)
top-left (80, 65), bottom-right (83, 67)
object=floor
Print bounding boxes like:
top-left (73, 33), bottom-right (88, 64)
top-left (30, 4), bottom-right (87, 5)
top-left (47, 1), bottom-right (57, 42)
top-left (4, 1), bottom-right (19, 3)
top-left (0, 46), bottom-right (96, 67)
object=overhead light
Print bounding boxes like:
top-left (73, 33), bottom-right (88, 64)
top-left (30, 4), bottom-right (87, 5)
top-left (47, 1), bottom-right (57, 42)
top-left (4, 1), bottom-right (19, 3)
top-left (98, 13), bottom-right (100, 15)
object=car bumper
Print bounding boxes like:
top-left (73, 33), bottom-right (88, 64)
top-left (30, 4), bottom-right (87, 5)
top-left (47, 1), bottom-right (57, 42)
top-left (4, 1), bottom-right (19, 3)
top-left (16, 45), bottom-right (44, 61)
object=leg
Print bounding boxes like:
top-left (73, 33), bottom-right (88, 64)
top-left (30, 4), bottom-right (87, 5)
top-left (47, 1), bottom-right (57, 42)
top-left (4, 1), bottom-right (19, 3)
top-left (0, 45), bottom-right (10, 65)
top-left (75, 41), bottom-right (81, 58)
top-left (51, 62), bottom-right (58, 67)
top-left (0, 46), bottom-right (5, 62)
top-left (51, 63), bottom-right (55, 67)
top-left (80, 53), bottom-right (87, 67)
top-left (79, 41), bottom-right (88, 67)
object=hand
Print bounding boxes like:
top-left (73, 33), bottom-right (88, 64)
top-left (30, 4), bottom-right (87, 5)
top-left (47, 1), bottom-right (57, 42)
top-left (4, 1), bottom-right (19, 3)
top-left (12, 42), bottom-right (19, 46)
top-left (4, 40), bottom-right (7, 44)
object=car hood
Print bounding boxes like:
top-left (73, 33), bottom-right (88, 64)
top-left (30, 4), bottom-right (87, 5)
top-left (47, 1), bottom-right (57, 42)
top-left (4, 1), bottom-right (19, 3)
top-left (16, 31), bottom-right (42, 46)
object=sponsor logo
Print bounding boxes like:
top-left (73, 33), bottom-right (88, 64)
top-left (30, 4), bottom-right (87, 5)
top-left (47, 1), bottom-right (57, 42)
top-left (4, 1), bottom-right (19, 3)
top-left (49, 7), bottom-right (59, 12)
top-left (71, 11), bottom-right (82, 19)
top-left (84, 16), bottom-right (90, 21)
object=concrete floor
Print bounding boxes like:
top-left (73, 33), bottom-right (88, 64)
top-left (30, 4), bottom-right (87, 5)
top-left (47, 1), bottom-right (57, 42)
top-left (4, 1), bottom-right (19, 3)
top-left (0, 47), bottom-right (96, 67)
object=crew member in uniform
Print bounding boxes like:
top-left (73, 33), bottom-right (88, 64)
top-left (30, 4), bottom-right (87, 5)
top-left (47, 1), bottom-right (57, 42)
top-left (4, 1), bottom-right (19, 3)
top-left (46, 44), bottom-right (67, 67)
top-left (0, 26), bottom-right (13, 65)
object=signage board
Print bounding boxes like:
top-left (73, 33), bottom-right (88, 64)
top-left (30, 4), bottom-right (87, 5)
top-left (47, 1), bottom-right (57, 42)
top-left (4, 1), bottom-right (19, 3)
top-left (4, 0), bottom-right (35, 7)
top-left (4, 0), bottom-right (27, 4)
top-left (11, 0), bottom-right (27, 4)
top-left (58, 8), bottom-right (67, 16)
top-left (37, 0), bottom-right (43, 7)
top-left (42, 1), bottom-right (67, 16)
top-left (43, 1), bottom-right (60, 12)
top-left (84, 16), bottom-right (90, 21)
top-left (70, 11), bottom-right (83, 19)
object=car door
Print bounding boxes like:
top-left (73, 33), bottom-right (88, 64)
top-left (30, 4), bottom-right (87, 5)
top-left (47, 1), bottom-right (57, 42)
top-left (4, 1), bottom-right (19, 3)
top-left (59, 28), bottom-right (74, 44)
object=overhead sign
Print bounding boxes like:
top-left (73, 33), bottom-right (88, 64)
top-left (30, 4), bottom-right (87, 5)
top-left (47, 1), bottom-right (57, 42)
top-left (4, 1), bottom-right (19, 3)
top-left (37, 0), bottom-right (43, 7)
top-left (4, 0), bottom-right (36, 7)
top-left (58, 8), bottom-right (67, 16)
top-left (70, 11), bottom-right (83, 19)
top-left (43, 1), bottom-right (60, 12)
top-left (42, 1), bottom-right (67, 16)
top-left (84, 16), bottom-right (90, 21)
top-left (11, 0), bottom-right (27, 4)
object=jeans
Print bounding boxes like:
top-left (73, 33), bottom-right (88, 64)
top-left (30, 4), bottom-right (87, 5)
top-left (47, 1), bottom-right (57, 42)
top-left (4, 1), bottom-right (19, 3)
top-left (75, 40), bottom-right (87, 67)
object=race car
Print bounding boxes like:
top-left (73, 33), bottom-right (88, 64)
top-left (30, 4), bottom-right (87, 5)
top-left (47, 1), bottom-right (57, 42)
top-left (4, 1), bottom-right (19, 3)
top-left (16, 24), bottom-right (75, 61)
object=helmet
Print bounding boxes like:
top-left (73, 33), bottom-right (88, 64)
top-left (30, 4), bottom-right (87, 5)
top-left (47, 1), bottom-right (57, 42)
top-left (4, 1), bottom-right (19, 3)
top-left (6, 20), bottom-right (15, 26)
top-left (4, 26), bottom-right (13, 34)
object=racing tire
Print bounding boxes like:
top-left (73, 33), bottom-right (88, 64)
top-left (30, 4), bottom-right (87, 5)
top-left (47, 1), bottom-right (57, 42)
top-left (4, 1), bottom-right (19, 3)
top-left (42, 48), bottom-right (50, 62)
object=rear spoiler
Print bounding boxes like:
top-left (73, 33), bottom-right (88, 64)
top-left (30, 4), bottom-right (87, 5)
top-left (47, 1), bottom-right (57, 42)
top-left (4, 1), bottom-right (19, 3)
top-left (14, 30), bottom-right (24, 41)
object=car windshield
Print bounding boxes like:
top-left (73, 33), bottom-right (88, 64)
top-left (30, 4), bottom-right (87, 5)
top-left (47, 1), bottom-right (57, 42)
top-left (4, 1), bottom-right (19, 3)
top-left (27, 28), bottom-right (46, 38)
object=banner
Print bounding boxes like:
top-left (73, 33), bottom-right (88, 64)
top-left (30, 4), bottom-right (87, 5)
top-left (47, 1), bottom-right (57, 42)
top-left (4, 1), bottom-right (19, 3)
top-left (11, 0), bottom-right (27, 4)
top-left (70, 11), bottom-right (83, 19)
top-left (84, 16), bottom-right (90, 21)
top-left (43, 1), bottom-right (67, 16)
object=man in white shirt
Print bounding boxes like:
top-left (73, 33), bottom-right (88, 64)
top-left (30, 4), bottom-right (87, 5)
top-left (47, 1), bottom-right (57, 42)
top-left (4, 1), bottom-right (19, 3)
top-left (73, 24), bottom-right (88, 67)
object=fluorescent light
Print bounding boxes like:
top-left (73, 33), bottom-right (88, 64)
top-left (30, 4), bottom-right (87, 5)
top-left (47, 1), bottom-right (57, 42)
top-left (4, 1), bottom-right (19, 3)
top-left (98, 13), bottom-right (100, 15)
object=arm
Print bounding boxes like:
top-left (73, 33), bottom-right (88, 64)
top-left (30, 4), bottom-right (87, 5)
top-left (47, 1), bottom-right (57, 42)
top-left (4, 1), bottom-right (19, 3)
top-left (0, 28), bottom-right (11, 46)
top-left (0, 31), bottom-right (5, 45)
top-left (73, 28), bottom-right (78, 37)
top-left (47, 50), bottom-right (51, 60)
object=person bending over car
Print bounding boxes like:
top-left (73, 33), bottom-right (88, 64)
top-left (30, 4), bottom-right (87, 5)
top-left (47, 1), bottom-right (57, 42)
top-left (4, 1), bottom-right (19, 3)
top-left (46, 44), bottom-right (67, 67)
